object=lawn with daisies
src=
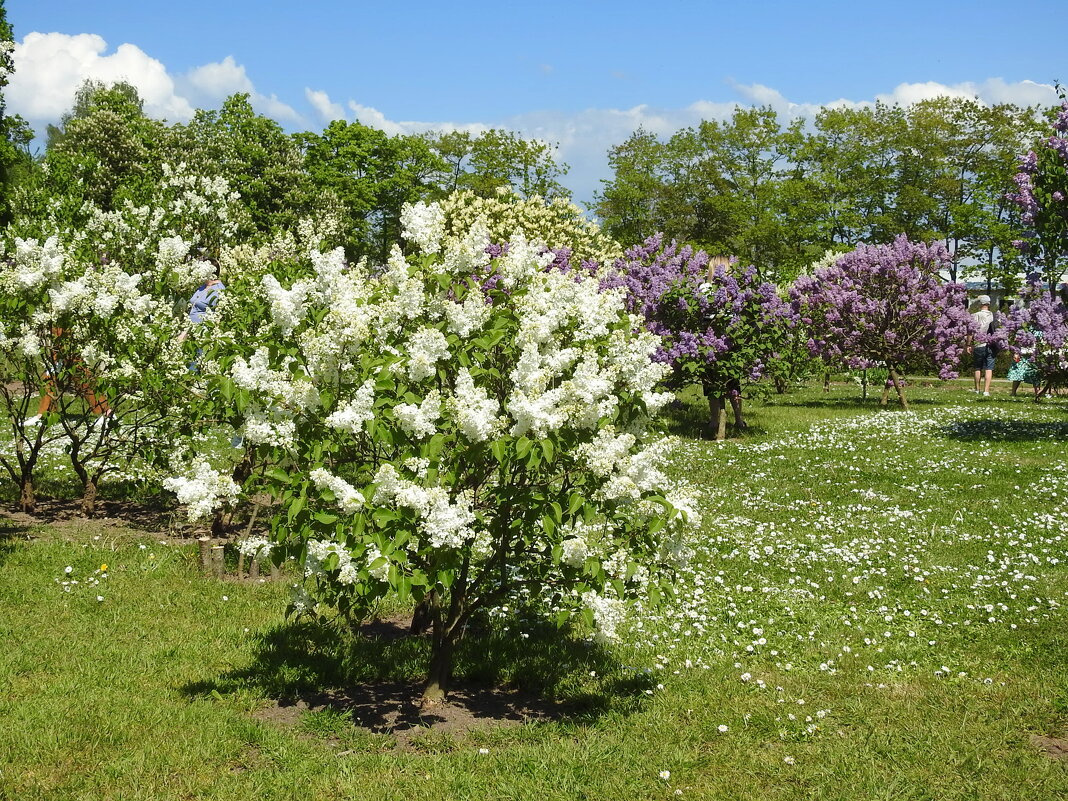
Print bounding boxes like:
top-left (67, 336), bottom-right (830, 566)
top-left (2, 382), bottom-right (1067, 800)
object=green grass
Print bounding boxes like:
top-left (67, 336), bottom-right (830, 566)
top-left (2, 381), bottom-right (1067, 800)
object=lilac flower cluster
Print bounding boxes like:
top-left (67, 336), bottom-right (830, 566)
top-left (1008, 101), bottom-right (1068, 273)
top-left (607, 234), bottom-right (794, 397)
top-left (790, 235), bottom-right (972, 382)
top-left (998, 273), bottom-right (1068, 382)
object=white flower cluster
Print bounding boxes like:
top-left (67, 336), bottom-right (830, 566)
top-left (405, 327), bottom-right (450, 382)
top-left (394, 391), bottom-right (442, 440)
top-left (325, 380), bottom-right (376, 433)
top-left (310, 468), bottom-right (365, 513)
top-left (373, 464), bottom-right (477, 549)
top-left (400, 201), bottom-right (446, 255)
top-left (306, 539), bottom-right (360, 585)
top-left (231, 348), bottom-right (317, 408)
top-left (364, 545), bottom-right (390, 582)
top-left (450, 369), bottom-right (503, 443)
top-left (262, 274), bottom-right (310, 334)
top-left (582, 590), bottom-right (626, 643)
top-left (237, 536), bottom-right (273, 559)
top-left (0, 236), bottom-right (66, 292)
top-left (162, 459), bottom-right (240, 521)
top-left (561, 535), bottom-right (590, 568)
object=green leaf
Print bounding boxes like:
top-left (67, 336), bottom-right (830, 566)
top-left (266, 467), bottom-right (292, 485)
top-left (516, 436), bottom-right (532, 459)
top-left (542, 515), bottom-right (555, 538)
top-left (287, 493), bottom-right (306, 525)
top-left (549, 502), bottom-right (563, 524)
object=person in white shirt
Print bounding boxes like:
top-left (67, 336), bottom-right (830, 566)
top-left (967, 295), bottom-right (996, 396)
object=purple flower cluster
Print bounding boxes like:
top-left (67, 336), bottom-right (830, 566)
top-left (1009, 101), bottom-right (1068, 275)
top-left (998, 273), bottom-right (1068, 380)
top-left (790, 235), bottom-right (972, 381)
top-left (607, 234), bottom-right (794, 396)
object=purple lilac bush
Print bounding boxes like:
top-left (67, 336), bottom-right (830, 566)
top-left (999, 273), bottom-right (1068, 390)
top-left (1009, 100), bottom-right (1068, 290)
top-left (790, 235), bottom-right (972, 409)
top-left (607, 234), bottom-right (794, 437)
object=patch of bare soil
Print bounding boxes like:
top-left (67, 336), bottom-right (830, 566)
top-left (1031, 734), bottom-right (1068, 761)
top-left (253, 679), bottom-right (571, 750)
top-left (2, 497), bottom-right (182, 534)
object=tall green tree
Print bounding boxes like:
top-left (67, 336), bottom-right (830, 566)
top-left (301, 121), bottom-right (443, 262)
top-left (37, 80), bottom-right (165, 214)
top-left (163, 94), bottom-right (311, 237)
top-left (426, 128), bottom-right (570, 200)
top-left (0, 0), bottom-right (34, 225)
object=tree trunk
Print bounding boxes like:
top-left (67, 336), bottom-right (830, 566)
top-left (80, 477), bottom-right (98, 518)
top-left (707, 394), bottom-right (726, 440)
top-left (211, 510), bottom-right (226, 538)
top-left (823, 372), bottom-right (831, 393)
top-left (19, 476), bottom-right (35, 514)
top-left (729, 393), bottom-right (747, 431)
top-left (420, 635), bottom-right (452, 711)
top-left (861, 368), bottom-right (868, 400)
top-left (410, 596), bottom-right (433, 634)
top-left (420, 591), bottom-right (452, 710)
top-left (887, 366), bottom-right (909, 411)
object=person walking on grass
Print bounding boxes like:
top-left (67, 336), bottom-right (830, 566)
top-left (967, 295), bottom-right (997, 397)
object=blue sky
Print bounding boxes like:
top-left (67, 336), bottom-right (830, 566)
top-left (7, 0), bottom-right (1066, 203)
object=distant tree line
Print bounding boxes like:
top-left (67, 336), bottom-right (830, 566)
top-left (595, 101), bottom-right (1050, 287)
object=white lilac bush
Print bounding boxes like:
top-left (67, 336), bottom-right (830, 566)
top-left (0, 164), bottom-right (241, 514)
top-left (171, 200), bottom-right (699, 704)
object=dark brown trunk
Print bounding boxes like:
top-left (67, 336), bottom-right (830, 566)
top-left (420, 591), bottom-right (451, 709)
top-left (19, 477), bottom-right (35, 514)
top-left (410, 596), bottom-right (433, 634)
top-left (80, 477), bottom-right (98, 518)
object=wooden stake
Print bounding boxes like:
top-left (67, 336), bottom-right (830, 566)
top-left (198, 537), bottom-right (212, 575)
top-left (211, 545), bottom-right (225, 578)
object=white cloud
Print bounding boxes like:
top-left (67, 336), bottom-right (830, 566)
top-left (8, 32), bottom-right (302, 133)
top-left (183, 55), bottom-right (302, 123)
top-left (305, 88), bottom-right (345, 123)
top-left (8, 32), bottom-right (195, 124)
top-left (185, 55), bottom-right (254, 97)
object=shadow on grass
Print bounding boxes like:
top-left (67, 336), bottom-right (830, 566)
top-left (763, 394), bottom-right (941, 411)
top-left (938, 417), bottom-right (1068, 442)
top-left (181, 616), bottom-right (652, 735)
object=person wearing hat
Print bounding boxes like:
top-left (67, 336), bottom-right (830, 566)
top-left (967, 294), bottom-right (996, 396)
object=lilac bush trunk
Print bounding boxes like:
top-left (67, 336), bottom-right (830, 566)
top-left (1008, 100), bottom-right (1068, 293)
top-left (607, 234), bottom-right (795, 438)
top-left (790, 235), bottom-right (972, 410)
